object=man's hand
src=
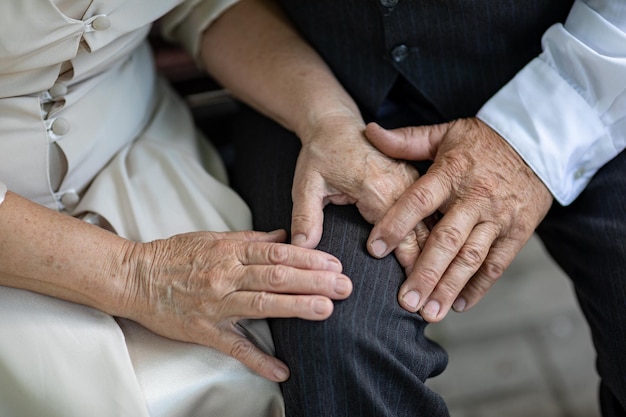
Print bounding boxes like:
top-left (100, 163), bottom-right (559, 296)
top-left (365, 118), bottom-right (554, 321)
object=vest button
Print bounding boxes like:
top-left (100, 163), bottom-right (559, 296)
top-left (391, 44), bottom-right (409, 63)
top-left (380, 0), bottom-right (398, 7)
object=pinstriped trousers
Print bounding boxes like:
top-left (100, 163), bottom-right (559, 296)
top-left (228, 97), bottom-right (626, 416)
top-left (229, 104), bottom-right (449, 417)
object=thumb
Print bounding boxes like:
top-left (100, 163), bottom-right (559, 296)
top-left (364, 122), bottom-right (447, 161)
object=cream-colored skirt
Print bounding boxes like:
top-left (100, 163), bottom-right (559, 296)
top-left (0, 79), bottom-right (284, 417)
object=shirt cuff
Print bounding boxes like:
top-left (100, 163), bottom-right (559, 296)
top-left (477, 0), bottom-right (626, 206)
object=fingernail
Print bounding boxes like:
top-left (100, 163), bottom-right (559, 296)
top-left (422, 300), bottom-right (441, 318)
top-left (313, 299), bottom-right (329, 315)
top-left (268, 229), bottom-right (283, 235)
top-left (291, 234), bottom-right (307, 246)
top-left (402, 290), bottom-right (420, 310)
top-left (371, 239), bottom-right (387, 257)
top-left (452, 297), bottom-right (466, 312)
top-left (273, 367), bottom-right (289, 381)
top-left (334, 277), bottom-right (350, 295)
top-left (327, 258), bottom-right (343, 272)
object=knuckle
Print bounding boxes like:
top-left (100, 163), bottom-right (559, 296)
top-left (467, 273), bottom-right (496, 299)
top-left (397, 232), bottom-right (419, 252)
top-left (441, 153), bottom-right (470, 177)
top-left (387, 216), bottom-right (412, 241)
top-left (406, 186), bottom-right (436, 211)
top-left (417, 267), bottom-right (441, 288)
top-left (482, 258), bottom-right (506, 280)
top-left (456, 243), bottom-right (484, 270)
top-left (435, 279), bottom-right (461, 301)
top-left (267, 265), bottom-right (289, 288)
top-left (229, 338), bottom-right (255, 362)
top-left (205, 271), bottom-right (229, 292)
top-left (251, 291), bottom-right (273, 315)
top-left (268, 243), bottom-right (290, 265)
top-left (238, 230), bottom-right (258, 241)
top-left (432, 224), bottom-right (464, 249)
top-left (510, 221), bottom-right (533, 239)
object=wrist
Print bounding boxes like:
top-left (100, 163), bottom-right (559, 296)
top-left (295, 103), bottom-right (365, 146)
top-left (103, 240), bottom-right (151, 320)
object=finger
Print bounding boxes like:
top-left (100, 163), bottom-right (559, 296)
top-left (364, 122), bottom-right (448, 160)
top-left (241, 241), bottom-right (343, 273)
top-left (393, 231), bottom-right (420, 274)
top-left (452, 236), bottom-right (522, 313)
top-left (397, 206), bottom-right (478, 312)
top-left (368, 171), bottom-right (451, 259)
top-left (227, 291), bottom-right (335, 321)
top-left (239, 264), bottom-right (352, 299)
top-left (211, 229), bottom-right (289, 243)
top-left (290, 174), bottom-right (326, 249)
top-left (392, 221), bottom-right (430, 276)
top-left (214, 326), bottom-right (291, 382)
top-left (419, 222), bottom-right (499, 322)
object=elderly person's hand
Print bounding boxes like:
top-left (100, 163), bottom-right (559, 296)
top-left (364, 118), bottom-right (554, 321)
top-left (0, 193), bottom-right (351, 384)
top-left (119, 229), bottom-right (352, 382)
top-left (290, 110), bottom-right (430, 271)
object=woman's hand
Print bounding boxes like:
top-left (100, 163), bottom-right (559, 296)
top-left (202, 0), bottom-right (430, 271)
top-left (290, 111), bottom-right (430, 271)
top-left (118, 229), bottom-right (352, 382)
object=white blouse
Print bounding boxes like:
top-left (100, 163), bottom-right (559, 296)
top-left (0, 2), bottom-right (284, 417)
top-left (0, 0), bottom-right (238, 211)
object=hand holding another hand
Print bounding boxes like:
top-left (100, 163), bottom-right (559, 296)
top-left (118, 229), bottom-right (352, 382)
top-left (365, 118), bottom-right (554, 321)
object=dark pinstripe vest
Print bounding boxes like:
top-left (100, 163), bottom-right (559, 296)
top-left (278, 0), bottom-right (574, 121)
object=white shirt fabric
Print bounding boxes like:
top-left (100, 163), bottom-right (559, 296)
top-left (478, 0), bottom-right (626, 205)
top-left (0, 1), bottom-right (284, 416)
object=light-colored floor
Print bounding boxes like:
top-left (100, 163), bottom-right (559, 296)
top-left (424, 235), bottom-right (601, 417)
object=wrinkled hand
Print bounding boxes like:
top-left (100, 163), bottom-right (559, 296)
top-left (291, 111), bottom-right (429, 269)
top-left (120, 229), bottom-right (351, 382)
top-left (365, 118), bottom-right (554, 322)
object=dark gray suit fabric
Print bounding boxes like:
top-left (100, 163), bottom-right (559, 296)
top-left (230, 105), bottom-right (450, 417)
top-left (278, 0), bottom-right (574, 120)
top-left (228, 1), bottom-right (626, 416)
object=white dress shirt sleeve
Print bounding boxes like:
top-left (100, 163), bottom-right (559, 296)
top-left (477, 0), bottom-right (626, 205)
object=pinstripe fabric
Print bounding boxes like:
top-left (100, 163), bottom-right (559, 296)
top-left (230, 105), bottom-right (449, 417)
top-left (226, 2), bottom-right (626, 416)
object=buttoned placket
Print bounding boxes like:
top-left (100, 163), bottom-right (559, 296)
top-left (42, 12), bottom-right (113, 212)
top-left (41, 85), bottom-right (76, 211)
top-left (380, 0), bottom-right (412, 65)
